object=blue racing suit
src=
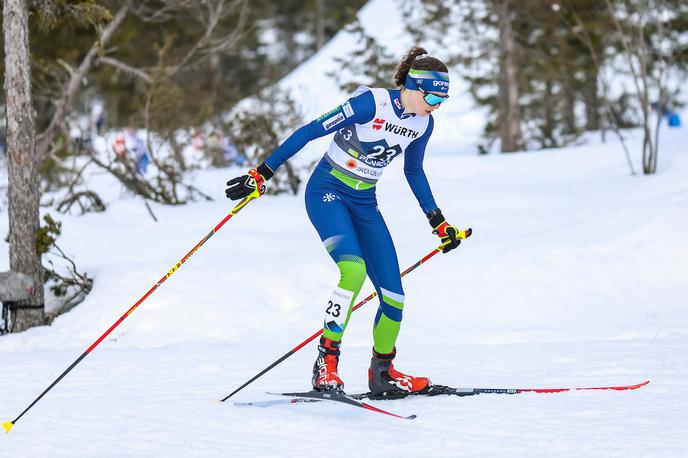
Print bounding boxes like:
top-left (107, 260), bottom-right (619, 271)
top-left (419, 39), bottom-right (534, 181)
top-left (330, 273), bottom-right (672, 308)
top-left (264, 86), bottom-right (438, 353)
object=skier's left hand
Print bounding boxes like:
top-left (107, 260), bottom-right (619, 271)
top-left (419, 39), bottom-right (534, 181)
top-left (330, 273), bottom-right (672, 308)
top-left (426, 209), bottom-right (472, 253)
top-left (434, 222), bottom-right (472, 253)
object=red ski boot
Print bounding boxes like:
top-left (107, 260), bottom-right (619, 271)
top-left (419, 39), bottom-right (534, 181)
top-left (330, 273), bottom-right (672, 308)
top-left (368, 348), bottom-right (430, 395)
top-left (312, 337), bottom-right (344, 392)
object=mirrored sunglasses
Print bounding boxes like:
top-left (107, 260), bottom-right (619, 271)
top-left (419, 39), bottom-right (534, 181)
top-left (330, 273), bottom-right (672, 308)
top-left (419, 88), bottom-right (449, 106)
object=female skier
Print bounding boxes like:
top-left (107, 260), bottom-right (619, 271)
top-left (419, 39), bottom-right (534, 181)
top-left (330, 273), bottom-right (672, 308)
top-left (226, 46), bottom-right (471, 396)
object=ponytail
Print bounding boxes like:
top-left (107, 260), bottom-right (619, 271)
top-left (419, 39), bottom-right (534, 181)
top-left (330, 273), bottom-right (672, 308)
top-left (394, 46), bottom-right (448, 88)
top-left (394, 46), bottom-right (428, 87)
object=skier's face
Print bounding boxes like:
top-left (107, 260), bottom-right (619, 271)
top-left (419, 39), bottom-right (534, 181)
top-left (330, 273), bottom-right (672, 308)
top-left (407, 89), bottom-right (446, 117)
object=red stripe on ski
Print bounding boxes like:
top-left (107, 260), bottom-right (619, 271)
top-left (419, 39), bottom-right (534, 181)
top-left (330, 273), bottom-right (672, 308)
top-left (518, 380), bottom-right (650, 393)
top-left (359, 402), bottom-right (417, 420)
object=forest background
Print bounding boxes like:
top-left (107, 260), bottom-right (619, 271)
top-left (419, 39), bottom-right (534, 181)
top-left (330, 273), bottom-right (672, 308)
top-left (1, 0), bottom-right (686, 332)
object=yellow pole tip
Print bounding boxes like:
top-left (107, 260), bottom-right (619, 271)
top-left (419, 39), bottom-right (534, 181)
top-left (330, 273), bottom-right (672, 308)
top-left (2, 420), bottom-right (14, 433)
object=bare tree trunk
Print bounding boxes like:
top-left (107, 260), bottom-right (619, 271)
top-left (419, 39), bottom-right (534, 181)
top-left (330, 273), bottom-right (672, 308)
top-left (3, 0), bottom-right (45, 331)
top-left (636, 4), bottom-right (657, 175)
top-left (584, 72), bottom-right (601, 131)
top-left (315, 0), bottom-right (326, 50)
top-left (497, 0), bottom-right (522, 153)
top-left (563, 78), bottom-right (577, 135)
top-left (604, 0), bottom-right (665, 175)
top-left (543, 78), bottom-right (555, 147)
top-left (565, 3), bottom-right (636, 174)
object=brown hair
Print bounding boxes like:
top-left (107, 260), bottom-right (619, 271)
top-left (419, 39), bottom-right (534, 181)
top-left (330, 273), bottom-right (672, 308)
top-left (394, 46), bottom-right (448, 88)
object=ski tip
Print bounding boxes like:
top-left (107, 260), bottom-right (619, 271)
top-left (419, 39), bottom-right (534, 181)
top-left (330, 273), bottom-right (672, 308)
top-left (406, 414), bottom-right (418, 420)
top-left (610, 380), bottom-right (650, 391)
top-left (2, 420), bottom-right (14, 433)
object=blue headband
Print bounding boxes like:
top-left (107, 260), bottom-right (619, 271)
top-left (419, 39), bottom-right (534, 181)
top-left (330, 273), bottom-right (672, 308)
top-left (404, 68), bottom-right (450, 93)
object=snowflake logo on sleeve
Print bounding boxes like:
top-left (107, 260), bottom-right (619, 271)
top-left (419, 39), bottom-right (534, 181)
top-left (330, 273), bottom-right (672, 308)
top-left (323, 193), bottom-right (337, 203)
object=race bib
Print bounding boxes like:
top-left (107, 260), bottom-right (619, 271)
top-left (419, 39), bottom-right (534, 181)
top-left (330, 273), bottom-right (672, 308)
top-left (323, 287), bottom-right (354, 334)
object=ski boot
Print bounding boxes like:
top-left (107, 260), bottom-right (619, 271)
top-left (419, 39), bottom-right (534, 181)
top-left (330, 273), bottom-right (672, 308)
top-left (312, 337), bottom-right (344, 392)
top-left (368, 347), bottom-right (430, 396)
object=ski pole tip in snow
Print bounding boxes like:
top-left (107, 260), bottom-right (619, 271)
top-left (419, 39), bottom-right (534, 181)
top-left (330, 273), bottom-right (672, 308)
top-left (2, 420), bottom-right (13, 433)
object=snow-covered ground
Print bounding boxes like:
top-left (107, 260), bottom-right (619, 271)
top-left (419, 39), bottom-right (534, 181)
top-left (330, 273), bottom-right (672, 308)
top-left (1, 124), bottom-right (686, 456)
top-left (2, 0), bottom-right (688, 454)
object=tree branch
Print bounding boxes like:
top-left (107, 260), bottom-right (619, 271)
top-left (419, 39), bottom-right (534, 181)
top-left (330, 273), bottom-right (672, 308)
top-left (36, 0), bottom-right (133, 163)
top-left (563, 0), bottom-right (636, 175)
top-left (164, 0), bottom-right (248, 78)
top-left (96, 56), bottom-right (152, 83)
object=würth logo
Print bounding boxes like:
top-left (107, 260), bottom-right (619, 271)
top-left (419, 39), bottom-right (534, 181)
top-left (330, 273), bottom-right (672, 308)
top-left (384, 123), bottom-right (419, 139)
top-left (372, 118), bottom-right (385, 130)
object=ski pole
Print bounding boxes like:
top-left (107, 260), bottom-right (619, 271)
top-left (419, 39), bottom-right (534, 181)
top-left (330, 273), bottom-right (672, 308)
top-left (2, 183), bottom-right (265, 434)
top-left (220, 246), bottom-right (443, 402)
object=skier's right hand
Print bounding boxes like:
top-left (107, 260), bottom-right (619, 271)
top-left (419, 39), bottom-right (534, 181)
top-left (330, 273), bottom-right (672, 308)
top-left (225, 163), bottom-right (273, 200)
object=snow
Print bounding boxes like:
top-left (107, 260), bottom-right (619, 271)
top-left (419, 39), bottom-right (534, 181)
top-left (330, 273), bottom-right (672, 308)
top-left (2, 125), bottom-right (686, 456)
top-left (2, 0), bottom-right (688, 455)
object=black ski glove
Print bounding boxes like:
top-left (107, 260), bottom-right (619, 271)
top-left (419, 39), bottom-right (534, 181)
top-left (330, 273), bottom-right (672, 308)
top-left (225, 163), bottom-right (274, 200)
top-left (426, 208), bottom-right (472, 253)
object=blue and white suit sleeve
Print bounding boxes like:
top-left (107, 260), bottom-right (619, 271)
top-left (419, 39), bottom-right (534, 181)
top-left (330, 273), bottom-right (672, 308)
top-left (264, 90), bottom-right (376, 172)
top-left (404, 115), bottom-right (438, 213)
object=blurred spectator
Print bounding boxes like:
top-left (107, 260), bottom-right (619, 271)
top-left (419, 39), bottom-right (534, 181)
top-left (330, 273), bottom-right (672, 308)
top-left (90, 103), bottom-right (106, 136)
top-left (96, 112), bottom-right (105, 135)
top-left (222, 136), bottom-right (246, 165)
top-left (192, 130), bottom-right (203, 154)
top-left (113, 134), bottom-right (127, 157)
top-left (129, 130), bottom-right (150, 175)
top-left (112, 130), bottom-right (150, 175)
top-left (651, 101), bottom-right (681, 128)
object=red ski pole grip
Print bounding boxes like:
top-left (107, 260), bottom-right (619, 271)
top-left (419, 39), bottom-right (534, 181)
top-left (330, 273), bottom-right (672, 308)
top-left (247, 168), bottom-right (265, 195)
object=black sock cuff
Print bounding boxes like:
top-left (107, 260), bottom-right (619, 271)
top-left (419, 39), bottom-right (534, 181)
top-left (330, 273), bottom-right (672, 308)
top-left (372, 347), bottom-right (396, 360)
top-left (319, 337), bottom-right (341, 356)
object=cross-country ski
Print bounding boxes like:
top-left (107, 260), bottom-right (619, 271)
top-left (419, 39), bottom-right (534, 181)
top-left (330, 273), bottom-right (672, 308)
top-left (353, 379), bottom-right (651, 399)
top-left (234, 380), bottom-right (650, 410)
top-left (267, 390), bottom-right (417, 420)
